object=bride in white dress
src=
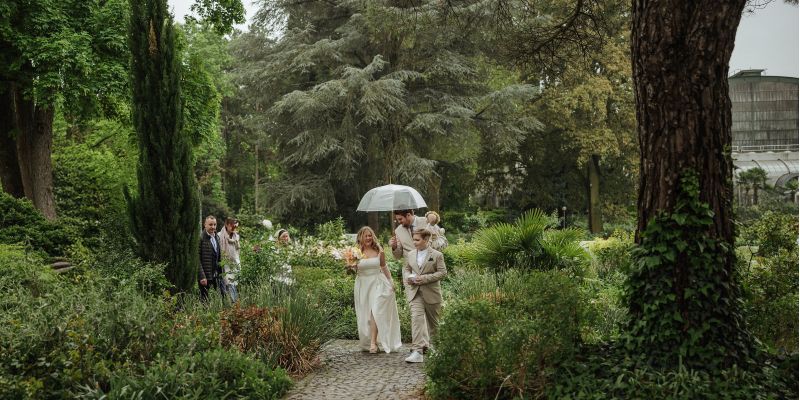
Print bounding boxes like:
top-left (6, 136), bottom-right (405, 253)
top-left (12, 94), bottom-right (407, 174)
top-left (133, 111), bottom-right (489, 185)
top-left (349, 226), bottom-right (403, 353)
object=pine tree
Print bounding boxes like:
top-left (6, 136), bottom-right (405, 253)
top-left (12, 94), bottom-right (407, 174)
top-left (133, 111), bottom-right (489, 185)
top-left (232, 1), bottom-right (538, 224)
top-left (126, 0), bottom-right (200, 293)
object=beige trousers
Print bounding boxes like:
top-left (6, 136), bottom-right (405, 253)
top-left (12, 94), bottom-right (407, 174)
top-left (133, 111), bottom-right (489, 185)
top-left (409, 292), bottom-right (442, 352)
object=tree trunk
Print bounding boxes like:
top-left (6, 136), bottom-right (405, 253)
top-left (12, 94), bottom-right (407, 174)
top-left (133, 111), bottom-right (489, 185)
top-left (367, 212), bottom-right (380, 235)
top-left (0, 83), bottom-right (24, 198)
top-left (633, 0), bottom-right (744, 247)
top-left (428, 173), bottom-right (441, 213)
top-left (254, 143), bottom-right (259, 213)
top-left (11, 85), bottom-right (57, 219)
top-left (630, 0), bottom-right (751, 367)
top-left (587, 154), bottom-right (602, 234)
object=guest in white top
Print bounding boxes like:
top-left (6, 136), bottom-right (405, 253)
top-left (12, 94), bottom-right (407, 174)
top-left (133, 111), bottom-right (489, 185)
top-left (274, 229), bottom-right (294, 285)
top-left (219, 217), bottom-right (241, 302)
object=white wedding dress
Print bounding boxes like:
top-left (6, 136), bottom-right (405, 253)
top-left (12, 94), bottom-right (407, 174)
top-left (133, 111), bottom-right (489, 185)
top-left (354, 256), bottom-right (403, 353)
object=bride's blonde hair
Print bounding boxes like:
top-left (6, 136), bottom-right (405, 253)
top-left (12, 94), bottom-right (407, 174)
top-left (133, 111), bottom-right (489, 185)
top-left (356, 226), bottom-right (382, 253)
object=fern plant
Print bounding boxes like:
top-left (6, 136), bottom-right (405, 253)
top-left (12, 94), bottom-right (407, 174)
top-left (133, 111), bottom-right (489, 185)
top-left (465, 209), bottom-right (587, 275)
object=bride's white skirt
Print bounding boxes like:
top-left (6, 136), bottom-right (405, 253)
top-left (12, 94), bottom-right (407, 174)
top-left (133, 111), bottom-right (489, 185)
top-left (354, 258), bottom-right (403, 353)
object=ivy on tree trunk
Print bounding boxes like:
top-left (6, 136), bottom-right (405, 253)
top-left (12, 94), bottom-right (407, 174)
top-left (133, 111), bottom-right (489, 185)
top-left (629, 0), bottom-right (753, 367)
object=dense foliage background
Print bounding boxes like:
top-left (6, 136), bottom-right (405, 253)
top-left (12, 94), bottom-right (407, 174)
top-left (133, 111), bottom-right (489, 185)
top-left (0, 0), bottom-right (797, 398)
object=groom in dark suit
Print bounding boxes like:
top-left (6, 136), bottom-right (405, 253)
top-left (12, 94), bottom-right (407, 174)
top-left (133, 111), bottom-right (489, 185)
top-left (199, 215), bottom-right (222, 301)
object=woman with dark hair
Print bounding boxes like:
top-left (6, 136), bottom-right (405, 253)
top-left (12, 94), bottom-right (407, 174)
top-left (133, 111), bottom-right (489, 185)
top-left (276, 229), bottom-right (291, 245)
top-left (273, 228), bottom-right (293, 285)
top-left (349, 226), bottom-right (402, 354)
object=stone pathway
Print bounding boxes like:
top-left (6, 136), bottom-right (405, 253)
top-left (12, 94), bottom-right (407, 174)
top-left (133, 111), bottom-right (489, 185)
top-left (283, 340), bottom-right (427, 400)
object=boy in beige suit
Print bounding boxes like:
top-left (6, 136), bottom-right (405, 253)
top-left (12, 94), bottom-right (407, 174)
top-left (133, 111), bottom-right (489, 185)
top-left (401, 228), bottom-right (447, 363)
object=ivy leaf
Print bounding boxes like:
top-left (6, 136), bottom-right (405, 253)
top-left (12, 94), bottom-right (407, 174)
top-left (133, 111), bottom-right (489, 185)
top-left (644, 256), bottom-right (661, 268)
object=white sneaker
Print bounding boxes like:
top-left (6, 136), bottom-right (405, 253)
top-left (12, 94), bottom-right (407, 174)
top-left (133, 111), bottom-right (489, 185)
top-left (404, 350), bottom-right (423, 363)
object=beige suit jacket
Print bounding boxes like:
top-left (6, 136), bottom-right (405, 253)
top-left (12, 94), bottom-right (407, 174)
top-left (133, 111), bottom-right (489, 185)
top-left (403, 247), bottom-right (447, 304)
top-left (391, 216), bottom-right (429, 263)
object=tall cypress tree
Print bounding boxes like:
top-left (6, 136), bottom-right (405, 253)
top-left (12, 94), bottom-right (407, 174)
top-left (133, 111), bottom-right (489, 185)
top-left (127, 0), bottom-right (199, 293)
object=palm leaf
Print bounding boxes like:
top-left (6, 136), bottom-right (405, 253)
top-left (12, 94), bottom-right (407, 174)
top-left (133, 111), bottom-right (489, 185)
top-left (540, 228), bottom-right (589, 274)
top-left (465, 223), bottom-right (520, 272)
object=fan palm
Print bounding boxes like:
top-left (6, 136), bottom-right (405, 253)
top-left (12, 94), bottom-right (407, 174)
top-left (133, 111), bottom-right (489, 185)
top-left (465, 209), bottom-right (587, 275)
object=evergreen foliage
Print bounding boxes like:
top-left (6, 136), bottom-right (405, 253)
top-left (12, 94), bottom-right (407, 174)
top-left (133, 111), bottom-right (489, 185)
top-left (176, 22), bottom-right (232, 218)
top-left (0, 191), bottom-right (73, 257)
top-left (625, 173), bottom-right (753, 369)
top-left (479, 9), bottom-right (637, 215)
top-left (231, 1), bottom-right (538, 223)
top-left (126, 0), bottom-right (200, 293)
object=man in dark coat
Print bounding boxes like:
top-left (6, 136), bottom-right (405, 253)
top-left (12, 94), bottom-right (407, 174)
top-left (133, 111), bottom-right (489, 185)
top-left (199, 215), bottom-right (222, 301)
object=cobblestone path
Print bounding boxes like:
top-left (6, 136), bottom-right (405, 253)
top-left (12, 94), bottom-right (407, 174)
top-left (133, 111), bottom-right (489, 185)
top-left (283, 340), bottom-right (427, 400)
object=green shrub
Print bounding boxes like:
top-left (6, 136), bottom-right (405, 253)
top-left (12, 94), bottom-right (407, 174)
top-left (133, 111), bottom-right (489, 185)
top-left (53, 141), bottom-right (131, 247)
top-left (0, 245), bottom-right (57, 296)
top-left (464, 209), bottom-right (588, 275)
top-left (94, 349), bottom-right (291, 399)
top-left (293, 266), bottom-right (357, 339)
top-left (442, 209), bottom-right (514, 234)
top-left (0, 246), bottom-right (224, 398)
top-left (426, 300), bottom-right (503, 399)
top-left (426, 270), bottom-right (582, 399)
top-left (238, 241), bottom-right (284, 286)
top-left (586, 230), bottom-right (634, 278)
top-left (740, 210), bottom-right (798, 257)
top-left (580, 232), bottom-right (632, 343)
top-left (73, 242), bottom-right (171, 295)
top-left (0, 192), bottom-right (73, 257)
top-left (0, 279), bottom-right (134, 398)
top-left (232, 283), bottom-right (340, 374)
top-left (289, 245), bottom-right (343, 270)
top-left (549, 344), bottom-right (798, 399)
top-left (736, 209), bottom-right (798, 352)
top-left (740, 248), bottom-right (798, 352)
top-left (580, 271), bottom-right (628, 344)
top-left (442, 240), bottom-right (474, 273)
top-left (0, 244), bottom-right (295, 400)
top-left (316, 217), bottom-right (346, 243)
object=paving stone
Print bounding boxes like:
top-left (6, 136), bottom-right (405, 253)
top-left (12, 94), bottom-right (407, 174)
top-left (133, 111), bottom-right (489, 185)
top-left (283, 340), bottom-right (426, 400)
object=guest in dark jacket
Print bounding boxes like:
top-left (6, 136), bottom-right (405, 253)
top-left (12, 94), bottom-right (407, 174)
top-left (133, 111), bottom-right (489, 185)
top-left (199, 215), bottom-right (222, 301)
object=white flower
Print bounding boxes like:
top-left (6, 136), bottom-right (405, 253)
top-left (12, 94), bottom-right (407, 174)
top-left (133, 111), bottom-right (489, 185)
top-left (331, 249), bottom-right (343, 260)
top-left (261, 219), bottom-right (273, 229)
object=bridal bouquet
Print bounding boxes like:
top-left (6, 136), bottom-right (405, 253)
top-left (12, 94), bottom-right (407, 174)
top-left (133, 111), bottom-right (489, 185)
top-left (341, 246), bottom-right (363, 272)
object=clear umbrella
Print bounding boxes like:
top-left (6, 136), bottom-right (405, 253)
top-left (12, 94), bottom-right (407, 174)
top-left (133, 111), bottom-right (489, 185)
top-left (356, 184), bottom-right (427, 212)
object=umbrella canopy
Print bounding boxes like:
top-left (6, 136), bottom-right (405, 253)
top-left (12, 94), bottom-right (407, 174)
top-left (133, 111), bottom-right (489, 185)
top-left (356, 184), bottom-right (427, 212)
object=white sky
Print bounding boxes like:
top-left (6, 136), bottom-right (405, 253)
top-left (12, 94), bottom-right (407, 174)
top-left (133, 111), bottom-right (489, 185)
top-left (169, 0), bottom-right (259, 32)
top-left (730, 1), bottom-right (799, 77)
top-left (168, 0), bottom-right (799, 78)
